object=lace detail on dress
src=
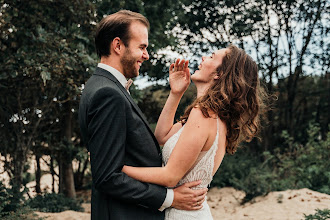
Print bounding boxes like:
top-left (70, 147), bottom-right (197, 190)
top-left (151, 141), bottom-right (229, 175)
top-left (162, 118), bottom-right (220, 219)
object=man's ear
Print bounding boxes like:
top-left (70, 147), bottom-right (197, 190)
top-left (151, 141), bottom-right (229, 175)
top-left (111, 37), bottom-right (123, 55)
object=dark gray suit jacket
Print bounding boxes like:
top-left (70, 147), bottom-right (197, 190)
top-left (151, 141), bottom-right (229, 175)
top-left (79, 67), bottom-right (167, 220)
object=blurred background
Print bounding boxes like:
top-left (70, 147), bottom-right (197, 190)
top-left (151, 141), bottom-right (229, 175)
top-left (0, 0), bottom-right (329, 219)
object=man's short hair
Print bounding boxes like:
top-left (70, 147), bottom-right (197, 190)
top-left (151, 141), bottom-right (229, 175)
top-left (95, 10), bottom-right (150, 58)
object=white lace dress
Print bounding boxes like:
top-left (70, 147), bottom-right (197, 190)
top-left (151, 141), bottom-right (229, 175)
top-left (162, 118), bottom-right (220, 220)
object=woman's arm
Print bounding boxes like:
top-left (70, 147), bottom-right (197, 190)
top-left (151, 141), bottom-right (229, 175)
top-left (154, 59), bottom-right (190, 145)
top-left (123, 107), bottom-right (209, 187)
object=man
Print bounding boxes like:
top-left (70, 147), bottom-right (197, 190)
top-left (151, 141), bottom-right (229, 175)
top-left (79, 10), bottom-right (207, 220)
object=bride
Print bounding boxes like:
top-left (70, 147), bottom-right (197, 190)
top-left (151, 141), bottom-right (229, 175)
top-left (123, 44), bottom-right (263, 219)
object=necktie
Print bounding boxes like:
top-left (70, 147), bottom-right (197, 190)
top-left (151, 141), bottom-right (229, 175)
top-left (125, 79), bottom-right (133, 91)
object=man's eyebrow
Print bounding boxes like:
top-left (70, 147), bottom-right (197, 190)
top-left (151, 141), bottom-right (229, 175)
top-left (212, 52), bottom-right (215, 56)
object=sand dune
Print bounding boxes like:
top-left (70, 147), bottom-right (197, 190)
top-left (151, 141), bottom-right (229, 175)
top-left (35, 187), bottom-right (330, 220)
top-left (208, 187), bottom-right (330, 220)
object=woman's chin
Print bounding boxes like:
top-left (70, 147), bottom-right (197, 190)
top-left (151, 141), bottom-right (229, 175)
top-left (190, 76), bottom-right (199, 85)
top-left (191, 70), bottom-right (199, 79)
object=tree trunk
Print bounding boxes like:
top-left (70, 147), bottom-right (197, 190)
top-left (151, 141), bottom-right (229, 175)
top-left (13, 150), bottom-right (25, 188)
top-left (58, 159), bottom-right (64, 194)
top-left (50, 156), bottom-right (55, 193)
top-left (63, 161), bottom-right (76, 198)
top-left (35, 154), bottom-right (41, 194)
top-left (62, 101), bottom-right (76, 198)
top-left (75, 158), bottom-right (89, 190)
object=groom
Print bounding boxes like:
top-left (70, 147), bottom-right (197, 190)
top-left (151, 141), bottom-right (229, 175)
top-left (79, 10), bottom-right (207, 219)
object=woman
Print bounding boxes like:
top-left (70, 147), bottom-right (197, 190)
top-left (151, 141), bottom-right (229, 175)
top-left (122, 44), bottom-right (263, 219)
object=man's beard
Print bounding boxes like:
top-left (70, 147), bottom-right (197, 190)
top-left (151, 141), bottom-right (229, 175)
top-left (120, 48), bottom-right (138, 78)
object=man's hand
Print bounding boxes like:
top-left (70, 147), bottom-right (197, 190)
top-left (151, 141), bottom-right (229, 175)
top-left (169, 58), bottom-right (190, 95)
top-left (171, 180), bottom-right (208, 210)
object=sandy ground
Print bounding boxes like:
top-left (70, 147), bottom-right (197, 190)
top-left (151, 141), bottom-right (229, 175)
top-left (208, 187), bottom-right (330, 220)
top-left (2, 156), bottom-right (328, 219)
top-left (35, 187), bottom-right (330, 220)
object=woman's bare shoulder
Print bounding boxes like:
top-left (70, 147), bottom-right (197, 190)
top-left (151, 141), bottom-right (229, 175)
top-left (188, 107), bottom-right (213, 127)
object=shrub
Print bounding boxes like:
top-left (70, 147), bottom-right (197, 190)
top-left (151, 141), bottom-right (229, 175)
top-left (304, 209), bottom-right (330, 220)
top-left (211, 148), bottom-right (258, 188)
top-left (27, 193), bottom-right (83, 213)
top-left (0, 182), bottom-right (26, 215)
top-left (0, 181), bottom-right (40, 220)
top-left (1, 207), bottom-right (42, 220)
top-left (211, 148), bottom-right (276, 203)
top-left (275, 124), bottom-right (330, 194)
top-left (0, 181), bottom-right (11, 216)
top-left (211, 123), bottom-right (330, 203)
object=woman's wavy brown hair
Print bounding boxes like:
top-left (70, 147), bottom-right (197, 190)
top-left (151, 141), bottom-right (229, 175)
top-left (180, 44), bottom-right (265, 154)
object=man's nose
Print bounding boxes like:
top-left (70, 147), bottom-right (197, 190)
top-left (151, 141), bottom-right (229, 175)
top-left (202, 56), bottom-right (205, 61)
top-left (143, 50), bottom-right (149, 61)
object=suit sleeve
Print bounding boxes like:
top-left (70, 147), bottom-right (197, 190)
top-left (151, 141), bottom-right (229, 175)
top-left (87, 87), bottom-right (167, 210)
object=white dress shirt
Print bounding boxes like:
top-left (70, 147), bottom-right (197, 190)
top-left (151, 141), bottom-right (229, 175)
top-left (97, 63), bottom-right (174, 211)
top-left (98, 63), bottom-right (129, 91)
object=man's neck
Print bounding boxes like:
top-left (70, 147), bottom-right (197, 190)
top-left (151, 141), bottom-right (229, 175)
top-left (100, 56), bottom-right (124, 75)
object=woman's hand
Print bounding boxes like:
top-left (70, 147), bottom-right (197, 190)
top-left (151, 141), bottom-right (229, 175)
top-left (169, 59), bottom-right (190, 95)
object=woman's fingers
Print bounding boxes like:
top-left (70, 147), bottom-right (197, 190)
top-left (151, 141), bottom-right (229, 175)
top-left (174, 59), bottom-right (180, 71)
top-left (172, 58), bottom-right (189, 73)
top-left (184, 60), bottom-right (190, 78)
top-left (179, 59), bottom-right (185, 71)
top-left (184, 60), bottom-right (189, 70)
top-left (169, 63), bottom-right (175, 73)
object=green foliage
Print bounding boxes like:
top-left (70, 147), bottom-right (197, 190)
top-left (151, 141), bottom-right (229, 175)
top-left (138, 85), bottom-right (169, 124)
top-left (212, 123), bottom-right (330, 202)
top-left (304, 209), bottom-right (330, 220)
top-left (0, 182), bottom-right (81, 218)
top-left (211, 148), bottom-right (257, 188)
top-left (165, 0), bottom-right (329, 155)
top-left (0, 0), bottom-right (96, 190)
top-left (138, 84), bottom-right (197, 124)
top-left (1, 207), bottom-right (42, 220)
top-left (27, 193), bottom-right (83, 213)
top-left (0, 182), bottom-right (38, 219)
top-left (0, 181), bottom-right (11, 216)
top-left (274, 124), bottom-right (330, 194)
top-left (211, 148), bottom-right (276, 203)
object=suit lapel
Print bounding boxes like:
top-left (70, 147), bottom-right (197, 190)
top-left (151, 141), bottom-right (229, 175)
top-left (94, 68), bottom-right (161, 154)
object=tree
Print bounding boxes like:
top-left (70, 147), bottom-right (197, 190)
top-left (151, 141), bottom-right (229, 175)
top-left (163, 0), bottom-right (329, 151)
top-left (0, 0), bottom-right (96, 198)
